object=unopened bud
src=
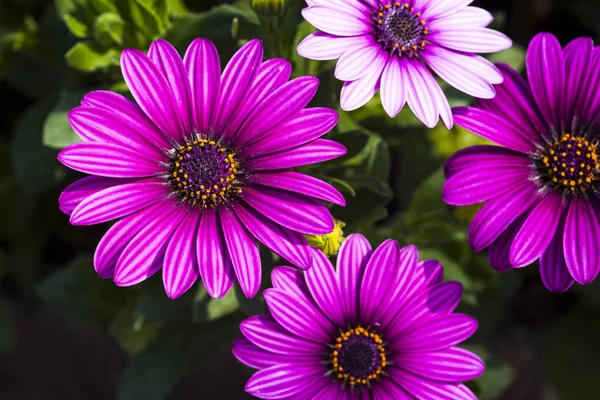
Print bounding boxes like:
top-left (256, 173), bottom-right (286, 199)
top-left (306, 220), bottom-right (346, 257)
top-left (251, 0), bottom-right (289, 17)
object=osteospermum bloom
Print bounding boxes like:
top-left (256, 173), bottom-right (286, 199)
top-left (58, 38), bottom-right (346, 299)
top-left (298, 0), bottom-right (511, 128)
top-left (233, 234), bottom-right (483, 399)
top-left (442, 33), bottom-right (600, 292)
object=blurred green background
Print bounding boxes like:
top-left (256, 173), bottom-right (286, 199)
top-left (1, 0), bottom-right (599, 399)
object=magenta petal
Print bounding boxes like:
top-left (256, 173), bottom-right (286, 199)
top-left (387, 368), bottom-right (476, 400)
top-left (219, 208), bottom-right (261, 298)
top-left (247, 139), bottom-right (346, 170)
top-left (263, 288), bottom-right (334, 342)
top-left (163, 211), bottom-right (200, 299)
top-left (336, 233), bottom-right (372, 325)
top-left (380, 56), bottom-right (407, 118)
top-left (59, 176), bottom-right (130, 215)
top-left (340, 50), bottom-right (387, 111)
top-left (583, 47), bottom-right (600, 122)
top-left (212, 40), bottom-right (263, 138)
top-left (563, 198), bottom-right (600, 284)
top-left (232, 337), bottom-right (306, 369)
top-left (509, 192), bottom-right (564, 266)
top-left (232, 201), bottom-right (313, 270)
top-left (242, 186), bottom-right (334, 235)
top-left (197, 208), bottom-right (235, 299)
top-left (244, 363), bottom-right (324, 399)
top-left (358, 239), bottom-right (399, 325)
top-left (397, 314), bottom-right (478, 352)
top-left (432, 28), bottom-right (511, 53)
top-left (301, 6), bottom-right (372, 37)
top-left (249, 172), bottom-right (345, 206)
top-left (81, 90), bottom-right (171, 150)
top-left (240, 315), bottom-right (324, 355)
top-left (526, 33), bottom-right (565, 128)
top-left (235, 76), bottom-right (319, 146)
top-left (93, 201), bottom-right (168, 278)
top-left (335, 42), bottom-right (381, 81)
top-left (121, 49), bottom-right (182, 139)
top-left (271, 266), bottom-right (311, 299)
top-left (444, 145), bottom-right (527, 179)
top-left (68, 107), bottom-right (163, 158)
top-left (540, 214), bottom-right (574, 292)
top-left (442, 162), bottom-right (530, 206)
top-left (305, 249), bottom-right (346, 327)
top-left (70, 177), bottom-right (166, 225)
top-left (476, 63), bottom-right (547, 143)
top-left (183, 38), bottom-right (221, 134)
top-left (227, 58), bottom-right (292, 136)
top-left (421, 0), bottom-right (474, 19)
top-left (242, 108), bottom-right (338, 158)
top-left (58, 142), bottom-right (162, 178)
top-left (394, 347), bottom-right (484, 382)
top-left (562, 37), bottom-right (594, 122)
top-left (488, 213), bottom-right (529, 272)
top-left (468, 181), bottom-right (539, 251)
top-left (453, 107), bottom-right (536, 153)
top-left (148, 39), bottom-right (193, 137)
top-left (113, 202), bottom-right (188, 286)
top-left (297, 32), bottom-right (372, 60)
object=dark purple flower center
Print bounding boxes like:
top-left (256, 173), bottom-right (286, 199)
top-left (537, 133), bottom-right (600, 194)
top-left (374, 2), bottom-right (428, 56)
top-left (167, 138), bottom-right (242, 207)
top-left (330, 326), bottom-right (386, 387)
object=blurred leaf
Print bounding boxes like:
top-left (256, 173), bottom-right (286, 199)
top-left (404, 168), bottom-right (446, 229)
top-left (94, 12), bottom-right (126, 46)
top-left (111, 300), bottom-right (160, 355)
top-left (418, 248), bottom-right (476, 305)
top-left (333, 130), bottom-right (370, 162)
top-left (119, 315), bottom-right (241, 400)
top-left (193, 286), bottom-right (240, 322)
top-left (427, 124), bottom-right (492, 160)
top-left (488, 44), bottom-right (526, 73)
top-left (0, 301), bottom-right (16, 354)
top-left (64, 14), bottom-right (89, 38)
top-left (465, 345), bottom-right (514, 400)
top-left (43, 89), bottom-right (86, 149)
top-left (327, 177), bottom-right (356, 197)
top-left (543, 305), bottom-right (600, 398)
top-left (343, 174), bottom-right (393, 198)
top-left (65, 41), bottom-right (120, 71)
top-left (37, 255), bottom-right (114, 326)
top-left (90, 0), bottom-right (119, 14)
top-left (129, 0), bottom-right (165, 38)
top-left (235, 285), bottom-right (265, 316)
top-left (10, 95), bottom-right (64, 193)
top-left (135, 278), bottom-right (197, 325)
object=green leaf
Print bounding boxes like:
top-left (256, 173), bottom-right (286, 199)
top-left (10, 95), bottom-right (64, 194)
top-left (37, 255), bottom-right (114, 326)
top-left (333, 130), bottom-right (370, 162)
top-left (90, 0), bottom-right (119, 14)
top-left (93, 12), bottom-right (126, 45)
top-left (488, 44), bottom-right (526, 73)
top-left (464, 345), bottom-right (514, 400)
top-left (129, 0), bottom-right (165, 38)
top-left (328, 177), bottom-right (356, 197)
top-left (404, 168), bottom-right (446, 229)
top-left (63, 14), bottom-right (89, 38)
top-left (65, 41), bottom-right (120, 72)
top-left (192, 286), bottom-right (240, 322)
top-left (111, 300), bottom-right (160, 355)
top-left (118, 316), bottom-right (241, 400)
top-left (42, 89), bottom-right (86, 149)
top-left (343, 175), bottom-right (393, 198)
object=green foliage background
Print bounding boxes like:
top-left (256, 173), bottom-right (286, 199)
top-left (0, 0), bottom-right (599, 399)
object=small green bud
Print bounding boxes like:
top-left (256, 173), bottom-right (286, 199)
top-left (251, 0), bottom-right (289, 17)
top-left (306, 220), bottom-right (346, 257)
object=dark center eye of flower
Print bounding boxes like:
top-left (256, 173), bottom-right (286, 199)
top-left (374, 2), bottom-right (428, 56)
top-left (330, 326), bottom-right (386, 387)
top-left (537, 133), bottom-right (600, 194)
top-left (167, 138), bottom-right (242, 207)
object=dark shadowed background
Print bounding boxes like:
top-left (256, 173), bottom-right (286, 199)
top-left (1, 0), bottom-right (599, 399)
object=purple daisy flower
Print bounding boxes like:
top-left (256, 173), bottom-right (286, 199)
top-left (57, 38), bottom-right (346, 299)
top-left (233, 234), bottom-right (483, 399)
top-left (442, 33), bottom-right (600, 292)
top-left (297, 0), bottom-right (511, 128)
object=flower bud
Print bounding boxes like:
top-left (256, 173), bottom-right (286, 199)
top-left (306, 220), bottom-right (346, 257)
top-left (251, 0), bottom-right (288, 17)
